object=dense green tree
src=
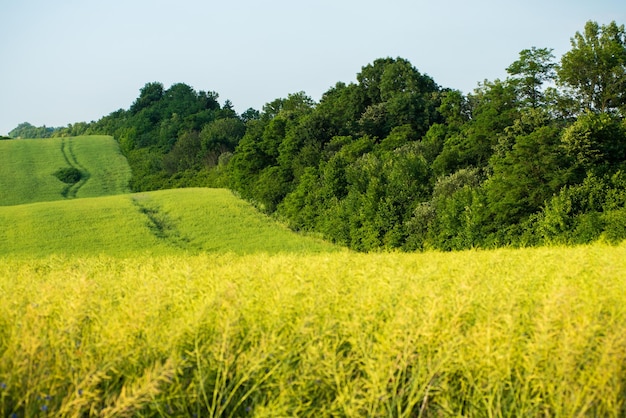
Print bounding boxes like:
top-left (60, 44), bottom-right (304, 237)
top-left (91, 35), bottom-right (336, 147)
top-left (278, 167), bottom-right (324, 231)
top-left (241, 108), bottom-right (260, 123)
top-left (316, 81), bottom-right (366, 136)
top-left (356, 58), bottom-right (440, 139)
top-left (535, 171), bottom-right (626, 244)
top-left (507, 47), bottom-right (557, 109)
top-left (163, 131), bottom-right (202, 174)
top-left (277, 112), bottom-right (336, 180)
top-left (130, 82), bottom-right (164, 114)
top-left (486, 122), bottom-right (571, 226)
top-left (357, 57), bottom-right (398, 104)
top-left (406, 168), bottom-right (484, 250)
top-left (558, 21), bottom-right (626, 113)
top-left (433, 79), bottom-right (519, 176)
top-left (228, 119), bottom-right (269, 198)
top-left (437, 89), bottom-right (471, 128)
top-left (561, 112), bottom-right (626, 173)
top-left (199, 118), bottom-right (246, 167)
top-left (252, 166), bottom-right (292, 212)
top-left (262, 91), bottom-right (314, 120)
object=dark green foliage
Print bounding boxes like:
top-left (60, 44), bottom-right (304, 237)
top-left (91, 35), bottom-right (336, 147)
top-left (200, 118), bottom-right (245, 167)
top-left (561, 112), bottom-right (626, 173)
top-left (432, 80), bottom-right (519, 177)
top-left (53, 167), bottom-right (83, 184)
top-left (486, 122), bottom-right (570, 226)
top-left (534, 171), bottom-right (626, 244)
top-left (406, 168), bottom-right (485, 250)
top-left (163, 131), bottom-right (202, 174)
top-left (130, 82), bottom-right (164, 114)
top-left (9, 122), bottom-right (58, 138)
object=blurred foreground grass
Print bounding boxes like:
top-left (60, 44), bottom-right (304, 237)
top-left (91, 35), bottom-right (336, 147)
top-left (1, 243), bottom-right (625, 416)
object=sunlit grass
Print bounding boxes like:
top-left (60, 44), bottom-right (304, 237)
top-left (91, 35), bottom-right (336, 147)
top-left (0, 188), bottom-right (339, 257)
top-left (1, 244), bottom-right (625, 416)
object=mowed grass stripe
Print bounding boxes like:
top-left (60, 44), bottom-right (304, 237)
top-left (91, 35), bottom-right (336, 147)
top-left (0, 188), bottom-right (339, 257)
top-left (0, 135), bottom-right (131, 206)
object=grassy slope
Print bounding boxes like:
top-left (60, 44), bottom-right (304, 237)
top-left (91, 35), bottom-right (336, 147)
top-left (0, 138), bottom-right (67, 205)
top-left (68, 135), bottom-right (131, 198)
top-left (1, 244), bottom-right (625, 416)
top-left (0, 135), bottom-right (131, 206)
top-left (0, 188), bottom-right (339, 257)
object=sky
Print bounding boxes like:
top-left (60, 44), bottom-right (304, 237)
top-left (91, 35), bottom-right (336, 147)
top-left (1, 0), bottom-right (624, 136)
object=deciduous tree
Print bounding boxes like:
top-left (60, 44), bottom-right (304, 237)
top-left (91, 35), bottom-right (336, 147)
top-left (507, 47), bottom-right (556, 109)
top-left (558, 21), bottom-right (626, 113)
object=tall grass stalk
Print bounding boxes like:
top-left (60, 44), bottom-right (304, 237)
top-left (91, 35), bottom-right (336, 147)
top-left (1, 244), bottom-right (626, 416)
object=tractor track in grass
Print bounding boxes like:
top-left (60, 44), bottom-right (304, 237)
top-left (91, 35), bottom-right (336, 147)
top-left (60, 137), bottom-right (90, 198)
top-left (131, 194), bottom-right (194, 250)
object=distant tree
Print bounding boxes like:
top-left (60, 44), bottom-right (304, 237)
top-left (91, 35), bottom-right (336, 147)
top-left (558, 21), bottom-right (626, 113)
top-left (130, 82), bottom-right (164, 114)
top-left (228, 119), bottom-right (271, 197)
top-left (219, 100), bottom-right (238, 119)
top-left (408, 168), bottom-right (484, 251)
top-left (162, 83), bottom-right (206, 117)
top-left (8, 122), bottom-right (57, 138)
top-left (262, 92), bottom-right (315, 120)
top-left (317, 81), bottom-right (366, 136)
top-left (357, 57), bottom-right (398, 104)
top-left (356, 57), bottom-right (440, 139)
top-left (241, 108), bottom-right (260, 123)
top-left (506, 47), bottom-right (557, 109)
top-left (437, 89), bottom-right (471, 129)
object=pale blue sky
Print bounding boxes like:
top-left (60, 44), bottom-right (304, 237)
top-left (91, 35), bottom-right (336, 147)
top-left (1, 0), bottom-right (624, 135)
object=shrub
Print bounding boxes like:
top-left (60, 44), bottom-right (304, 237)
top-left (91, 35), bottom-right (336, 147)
top-left (53, 167), bottom-right (83, 184)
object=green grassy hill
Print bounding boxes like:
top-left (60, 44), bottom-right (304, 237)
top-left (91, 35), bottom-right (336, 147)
top-left (0, 135), bottom-right (131, 206)
top-left (0, 188), bottom-right (339, 257)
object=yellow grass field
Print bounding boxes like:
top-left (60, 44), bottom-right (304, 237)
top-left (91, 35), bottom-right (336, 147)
top-left (1, 244), bottom-right (625, 416)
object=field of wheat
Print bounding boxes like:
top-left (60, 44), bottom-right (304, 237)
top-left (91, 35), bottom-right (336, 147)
top-left (1, 244), bottom-right (625, 417)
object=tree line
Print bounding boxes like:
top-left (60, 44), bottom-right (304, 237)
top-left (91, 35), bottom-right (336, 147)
top-left (11, 20), bottom-right (626, 251)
